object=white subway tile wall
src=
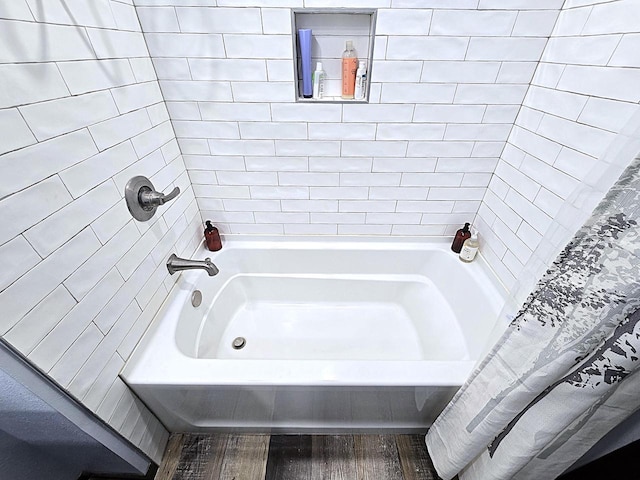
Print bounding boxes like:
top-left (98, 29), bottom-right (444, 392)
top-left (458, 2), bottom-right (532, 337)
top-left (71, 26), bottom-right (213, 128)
top-left (476, 0), bottom-right (640, 292)
top-left (3, 0), bottom-right (640, 469)
top-left (0, 0), bottom-right (206, 465)
top-left (138, 1), bottom-right (561, 238)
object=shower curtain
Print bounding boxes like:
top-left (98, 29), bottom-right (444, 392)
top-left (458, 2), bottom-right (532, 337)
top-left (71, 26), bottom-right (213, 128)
top-left (426, 157), bottom-right (640, 480)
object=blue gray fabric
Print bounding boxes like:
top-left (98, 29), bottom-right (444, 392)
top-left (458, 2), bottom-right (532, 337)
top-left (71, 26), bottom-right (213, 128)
top-left (426, 157), bottom-right (640, 480)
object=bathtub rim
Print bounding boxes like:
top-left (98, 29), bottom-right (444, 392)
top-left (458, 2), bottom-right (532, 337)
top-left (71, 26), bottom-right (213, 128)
top-left (121, 235), bottom-right (508, 389)
top-left (122, 357), bottom-right (478, 388)
top-left (191, 234), bottom-right (508, 298)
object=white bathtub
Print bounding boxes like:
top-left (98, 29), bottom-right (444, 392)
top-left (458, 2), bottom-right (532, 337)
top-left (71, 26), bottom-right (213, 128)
top-left (122, 236), bottom-right (506, 432)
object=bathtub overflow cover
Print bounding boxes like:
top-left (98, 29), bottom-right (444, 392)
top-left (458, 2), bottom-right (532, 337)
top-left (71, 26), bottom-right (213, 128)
top-left (191, 290), bottom-right (202, 308)
top-left (232, 337), bottom-right (246, 350)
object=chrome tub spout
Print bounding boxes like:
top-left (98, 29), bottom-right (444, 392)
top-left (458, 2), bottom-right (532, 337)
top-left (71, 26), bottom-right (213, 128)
top-left (166, 254), bottom-right (219, 276)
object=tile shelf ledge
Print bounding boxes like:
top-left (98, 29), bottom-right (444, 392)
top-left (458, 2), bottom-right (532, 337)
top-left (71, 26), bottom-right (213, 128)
top-left (297, 97), bottom-right (368, 104)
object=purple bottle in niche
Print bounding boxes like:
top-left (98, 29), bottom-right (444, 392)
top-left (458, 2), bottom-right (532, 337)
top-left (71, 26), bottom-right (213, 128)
top-left (298, 29), bottom-right (313, 98)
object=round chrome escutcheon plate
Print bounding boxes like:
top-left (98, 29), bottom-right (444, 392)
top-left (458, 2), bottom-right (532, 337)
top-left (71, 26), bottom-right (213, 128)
top-left (232, 337), bottom-right (246, 350)
top-left (191, 290), bottom-right (202, 308)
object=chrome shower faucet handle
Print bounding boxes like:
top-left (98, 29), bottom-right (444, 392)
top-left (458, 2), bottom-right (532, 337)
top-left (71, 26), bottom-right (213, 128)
top-left (125, 175), bottom-right (180, 222)
top-left (138, 185), bottom-right (180, 207)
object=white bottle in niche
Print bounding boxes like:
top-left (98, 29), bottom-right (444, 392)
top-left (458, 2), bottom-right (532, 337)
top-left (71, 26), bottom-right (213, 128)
top-left (354, 61), bottom-right (367, 100)
top-left (459, 229), bottom-right (479, 263)
top-left (312, 62), bottom-right (325, 99)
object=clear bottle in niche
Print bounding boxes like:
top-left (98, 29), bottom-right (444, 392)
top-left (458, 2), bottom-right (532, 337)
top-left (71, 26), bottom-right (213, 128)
top-left (354, 60), bottom-right (367, 100)
top-left (312, 62), bottom-right (325, 99)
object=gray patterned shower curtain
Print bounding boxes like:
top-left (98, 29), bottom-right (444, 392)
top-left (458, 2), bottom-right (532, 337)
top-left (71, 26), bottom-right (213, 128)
top-left (426, 158), bottom-right (640, 480)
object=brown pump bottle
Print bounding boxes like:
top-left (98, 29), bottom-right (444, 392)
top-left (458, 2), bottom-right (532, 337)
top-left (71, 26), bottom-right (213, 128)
top-left (451, 222), bottom-right (471, 253)
top-left (204, 221), bottom-right (222, 251)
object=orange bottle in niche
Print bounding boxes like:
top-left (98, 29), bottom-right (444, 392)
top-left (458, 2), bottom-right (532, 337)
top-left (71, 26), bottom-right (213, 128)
top-left (204, 220), bottom-right (222, 251)
top-left (341, 40), bottom-right (358, 99)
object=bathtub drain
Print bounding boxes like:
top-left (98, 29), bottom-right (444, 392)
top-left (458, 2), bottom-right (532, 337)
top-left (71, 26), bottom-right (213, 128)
top-left (232, 337), bottom-right (246, 350)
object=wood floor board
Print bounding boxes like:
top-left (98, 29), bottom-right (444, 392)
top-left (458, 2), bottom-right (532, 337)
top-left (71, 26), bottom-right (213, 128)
top-left (354, 434), bottom-right (404, 480)
top-left (155, 433), bottom-right (443, 480)
top-left (265, 435), bottom-right (313, 480)
top-left (396, 434), bottom-right (441, 480)
top-left (154, 433), bottom-right (184, 480)
top-left (311, 435), bottom-right (357, 480)
top-left (202, 433), bottom-right (228, 480)
top-left (174, 435), bottom-right (216, 480)
top-left (219, 434), bottom-right (270, 480)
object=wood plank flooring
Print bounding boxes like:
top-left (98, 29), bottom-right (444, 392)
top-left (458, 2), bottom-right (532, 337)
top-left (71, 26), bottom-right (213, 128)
top-left (155, 434), bottom-right (444, 480)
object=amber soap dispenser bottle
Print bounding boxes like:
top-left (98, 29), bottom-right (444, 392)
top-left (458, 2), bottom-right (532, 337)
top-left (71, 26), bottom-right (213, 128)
top-left (451, 222), bottom-right (471, 253)
top-left (204, 220), bottom-right (222, 251)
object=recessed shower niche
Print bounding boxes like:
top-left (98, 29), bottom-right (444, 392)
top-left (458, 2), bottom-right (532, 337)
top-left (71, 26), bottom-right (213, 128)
top-left (292, 9), bottom-right (376, 103)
